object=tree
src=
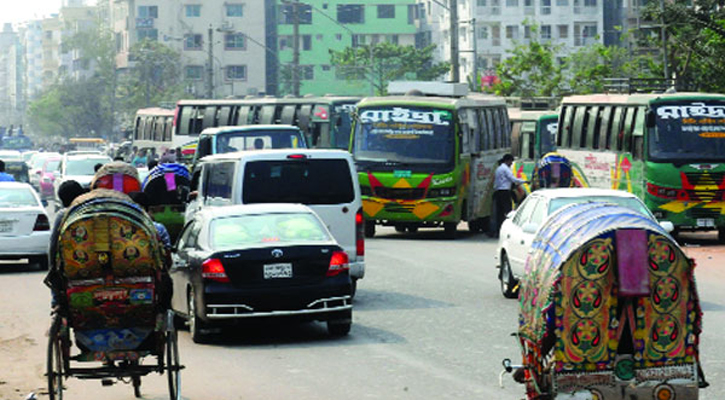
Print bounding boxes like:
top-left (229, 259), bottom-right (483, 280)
top-left (329, 43), bottom-right (449, 95)
top-left (492, 26), bottom-right (565, 97)
top-left (564, 40), bottom-right (648, 94)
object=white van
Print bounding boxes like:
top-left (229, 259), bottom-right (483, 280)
top-left (186, 149), bottom-right (365, 293)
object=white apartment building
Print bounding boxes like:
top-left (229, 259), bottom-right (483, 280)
top-left (423, 0), bottom-right (619, 84)
top-left (59, 5), bottom-right (98, 81)
top-left (0, 24), bottom-right (22, 126)
top-left (20, 21), bottom-right (45, 100)
top-left (109, 0), bottom-right (268, 99)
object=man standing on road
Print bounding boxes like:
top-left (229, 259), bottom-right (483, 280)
top-left (492, 154), bottom-right (526, 238)
top-left (0, 160), bottom-right (15, 182)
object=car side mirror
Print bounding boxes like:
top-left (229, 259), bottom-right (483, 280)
top-left (660, 221), bottom-right (675, 233)
top-left (522, 222), bottom-right (539, 234)
top-left (506, 210), bottom-right (516, 219)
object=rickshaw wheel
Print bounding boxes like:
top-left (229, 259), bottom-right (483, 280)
top-left (166, 329), bottom-right (181, 400)
top-left (47, 316), bottom-right (65, 400)
top-left (500, 253), bottom-right (518, 299)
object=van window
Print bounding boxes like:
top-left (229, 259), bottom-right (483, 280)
top-left (243, 159), bottom-right (354, 205)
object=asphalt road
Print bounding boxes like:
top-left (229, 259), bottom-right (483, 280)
top-left (0, 226), bottom-right (724, 400)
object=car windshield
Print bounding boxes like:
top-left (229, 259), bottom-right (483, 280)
top-left (210, 212), bottom-right (330, 249)
top-left (650, 100), bottom-right (725, 162)
top-left (65, 157), bottom-right (110, 175)
top-left (0, 187), bottom-right (38, 208)
top-left (549, 196), bottom-right (652, 217)
top-left (216, 129), bottom-right (304, 153)
top-left (45, 160), bottom-right (61, 172)
top-left (352, 106), bottom-right (455, 167)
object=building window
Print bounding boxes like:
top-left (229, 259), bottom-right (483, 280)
top-left (184, 34), bottom-right (203, 50)
top-left (337, 4), bottom-right (364, 24)
top-left (585, 0), bottom-right (596, 5)
top-left (558, 24), bottom-right (568, 39)
top-left (226, 65), bottom-right (247, 80)
top-left (524, 26), bottom-right (531, 39)
top-left (541, 25), bottom-right (551, 39)
top-left (300, 65), bottom-right (314, 80)
top-left (506, 0), bottom-right (518, 6)
top-left (556, 0), bottom-right (568, 4)
top-left (279, 35), bottom-right (291, 50)
top-left (583, 25), bottom-right (597, 38)
top-left (137, 29), bottom-right (158, 41)
top-left (138, 6), bottom-right (158, 18)
top-left (185, 5), bottom-right (201, 17)
top-left (279, 4), bottom-right (312, 24)
top-left (224, 33), bottom-right (246, 50)
top-left (477, 0), bottom-right (486, 5)
top-left (478, 26), bottom-right (488, 39)
top-left (226, 4), bottom-right (244, 17)
top-left (185, 65), bottom-right (203, 80)
top-left (302, 35), bottom-right (312, 50)
top-left (506, 25), bottom-right (518, 39)
top-left (378, 4), bottom-right (395, 18)
top-left (541, 0), bottom-right (551, 14)
top-left (387, 34), bottom-right (399, 45)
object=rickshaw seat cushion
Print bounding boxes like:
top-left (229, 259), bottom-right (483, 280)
top-left (616, 229), bottom-right (650, 297)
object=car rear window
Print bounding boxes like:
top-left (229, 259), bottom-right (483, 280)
top-left (242, 159), bottom-right (354, 205)
top-left (549, 196), bottom-right (651, 217)
top-left (0, 188), bottom-right (38, 207)
top-left (66, 157), bottom-right (110, 175)
top-left (210, 212), bottom-right (330, 249)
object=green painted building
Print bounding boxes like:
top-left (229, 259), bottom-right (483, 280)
top-left (275, 0), bottom-right (418, 96)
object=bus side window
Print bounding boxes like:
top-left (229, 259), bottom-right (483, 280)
top-left (586, 106), bottom-right (600, 149)
top-left (191, 107), bottom-right (205, 134)
top-left (154, 117), bottom-right (163, 141)
top-left (135, 117), bottom-right (143, 140)
top-left (164, 117), bottom-right (173, 142)
top-left (511, 121), bottom-right (522, 157)
top-left (559, 106), bottom-right (575, 147)
top-left (281, 105), bottom-right (296, 125)
top-left (521, 130), bottom-right (533, 160)
top-left (609, 106), bottom-right (624, 150)
top-left (483, 109), bottom-right (493, 150)
top-left (144, 116), bottom-right (153, 140)
top-left (468, 108), bottom-right (480, 152)
top-left (492, 109), bottom-right (501, 148)
top-left (178, 106), bottom-right (192, 136)
top-left (622, 107), bottom-right (637, 152)
top-left (500, 107), bottom-right (511, 147)
top-left (631, 106), bottom-right (646, 159)
top-left (202, 106), bottom-right (217, 130)
top-left (219, 107), bottom-right (232, 126)
top-left (572, 106), bottom-right (586, 148)
top-left (237, 106), bottom-right (249, 125)
top-left (599, 106), bottom-right (612, 149)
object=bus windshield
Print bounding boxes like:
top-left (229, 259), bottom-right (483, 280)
top-left (353, 106), bottom-right (454, 168)
top-left (650, 101), bottom-right (725, 162)
top-left (539, 119), bottom-right (558, 155)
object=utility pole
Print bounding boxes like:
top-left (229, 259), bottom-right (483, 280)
top-left (207, 25), bottom-right (214, 98)
top-left (292, 0), bottom-right (301, 96)
top-left (450, 0), bottom-right (459, 82)
top-left (659, 0), bottom-right (669, 82)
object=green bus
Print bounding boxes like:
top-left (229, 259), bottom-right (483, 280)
top-left (508, 108), bottom-right (559, 196)
top-left (556, 92), bottom-right (725, 240)
top-left (351, 83), bottom-right (510, 238)
top-left (174, 95), bottom-right (360, 150)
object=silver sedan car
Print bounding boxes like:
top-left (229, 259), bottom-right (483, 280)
top-left (0, 182), bottom-right (52, 269)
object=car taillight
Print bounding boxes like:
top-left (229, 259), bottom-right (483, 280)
top-left (355, 208), bottom-right (364, 256)
top-left (202, 258), bottom-right (230, 283)
top-left (33, 214), bottom-right (50, 231)
top-left (287, 154), bottom-right (307, 159)
top-left (327, 251), bottom-right (349, 277)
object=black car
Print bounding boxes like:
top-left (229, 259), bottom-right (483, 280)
top-left (170, 203), bottom-right (353, 343)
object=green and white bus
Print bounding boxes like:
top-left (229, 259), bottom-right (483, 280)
top-left (556, 92), bottom-right (725, 239)
top-left (508, 108), bottom-right (559, 195)
top-left (351, 82), bottom-right (510, 238)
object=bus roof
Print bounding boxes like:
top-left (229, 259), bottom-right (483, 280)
top-left (176, 96), bottom-right (361, 107)
top-left (135, 107), bottom-right (175, 116)
top-left (69, 138), bottom-right (105, 143)
top-left (561, 92), bottom-right (725, 105)
top-left (357, 94), bottom-right (506, 109)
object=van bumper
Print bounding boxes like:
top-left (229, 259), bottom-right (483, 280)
top-left (349, 260), bottom-right (365, 279)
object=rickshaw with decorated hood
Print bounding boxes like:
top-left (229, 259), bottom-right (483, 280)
top-left (501, 202), bottom-right (707, 400)
top-left (141, 163), bottom-right (190, 243)
top-left (45, 161), bottom-right (181, 399)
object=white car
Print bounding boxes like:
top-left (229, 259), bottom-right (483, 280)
top-left (495, 188), bottom-right (674, 298)
top-left (0, 182), bottom-right (52, 269)
top-left (53, 153), bottom-right (112, 203)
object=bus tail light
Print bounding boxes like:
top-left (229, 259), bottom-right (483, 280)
top-left (202, 258), bottom-right (230, 283)
top-left (355, 208), bottom-right (364, 256)
top-left (327, 251), bottom-right (349, 277)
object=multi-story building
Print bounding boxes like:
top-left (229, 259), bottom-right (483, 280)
top-left (19, 20), bottom-right (45, 101)
top-left (275, 0), bottom-right (418, 96)
top-left (41, 15), bottom-right (62, 88)
top-left (0, 24), bottom-right (24, 126)
top-left (109, 0), bottom-right (270, 99)
top-left (427, 0), bottom-right (623, 86)
top-left (58, 4), bottom-right (99, 81)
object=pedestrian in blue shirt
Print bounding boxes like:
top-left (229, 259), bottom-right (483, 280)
top-left (0, 160), bottom-right (15, 182)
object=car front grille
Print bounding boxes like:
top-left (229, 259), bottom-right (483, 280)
top-left (373, 187), bottom-right (425, 200)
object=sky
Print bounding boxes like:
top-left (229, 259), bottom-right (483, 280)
top-left (3, 0), bottom-right (65, 25)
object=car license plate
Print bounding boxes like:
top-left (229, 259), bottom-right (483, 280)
top-left (0, 221), bottom-right (13, 233)
top-left (263, 263), bottom-right (292, 279)
top-left (697, 218), bottom-right (715, 228)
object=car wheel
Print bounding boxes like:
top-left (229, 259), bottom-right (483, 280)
top-left (500, 253), bottom-right (518, 299)
top-left (443, 222), bottom-right (457, 239)
top-left (327, 310), bottom-right (352, 337)
top-left (33, 256), bottom-right (49, 271)
top-left (364, 221), bottom-right (375, 238)
top-left (188, 289), bottom-right (208, 344)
